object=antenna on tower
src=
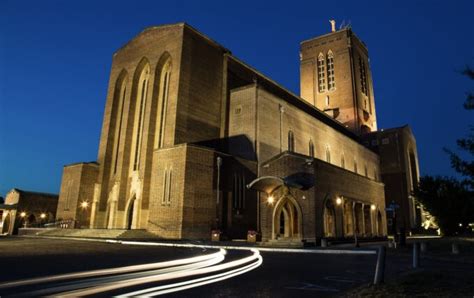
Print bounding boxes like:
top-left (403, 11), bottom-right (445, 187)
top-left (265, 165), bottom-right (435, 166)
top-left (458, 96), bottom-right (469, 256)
top-left (339, 20), bottom-right (346, 30)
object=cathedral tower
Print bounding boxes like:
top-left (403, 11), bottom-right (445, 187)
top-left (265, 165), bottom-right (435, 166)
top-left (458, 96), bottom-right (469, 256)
top-left (300, 21), bottom-right (377, 135)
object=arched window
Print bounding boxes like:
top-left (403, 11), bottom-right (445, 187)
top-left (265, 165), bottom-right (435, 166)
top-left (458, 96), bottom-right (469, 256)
top-left (156, 58), bottom-right (172, 149)
top-left (317, 53), bottom-right (326, 93)
top-left (327, 51), bottom-right (335, 90)
top-left (364, 165), bottom-right (368, 177)
top-left (325, 145), bottom-right (331, 163)
top-left (288, 130), bottom-right (295, 152)
top-left (341, 153), bottom-right (345, 169)
top-left (162, 167), bottom-right (172, 205)
top-left (309, 140), bottom-right (314, 157)
top-left (132, 63), bottom-right (150, 171)
top-left (112, 72), bottom-right (128, 175)
top-left (354, 159), bottom-right (358, 174)
top-left (359, 56), bottom-right (368, 96)
top-left (233, 173), bottom-right (246, 210)
top-left (374, 168), bottom-right (378, 181)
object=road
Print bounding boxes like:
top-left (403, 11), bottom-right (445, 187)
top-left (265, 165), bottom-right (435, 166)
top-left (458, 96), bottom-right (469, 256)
top-left (0, 237), bottom-right (414, 297)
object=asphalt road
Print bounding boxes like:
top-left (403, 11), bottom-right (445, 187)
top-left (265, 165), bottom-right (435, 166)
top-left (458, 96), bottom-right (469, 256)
top-left (0, 237), bottom-right (415, 297)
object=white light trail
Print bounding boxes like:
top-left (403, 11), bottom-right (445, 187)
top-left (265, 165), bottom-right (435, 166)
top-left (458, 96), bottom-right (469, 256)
top-left (0, 249), bottom-right (225, 290)
top-left (57, 249), bottom-right (262, 297)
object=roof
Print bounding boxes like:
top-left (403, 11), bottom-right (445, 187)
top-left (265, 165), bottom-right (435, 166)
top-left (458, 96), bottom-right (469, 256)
top-left (8, 188), bottom-right (58, 198)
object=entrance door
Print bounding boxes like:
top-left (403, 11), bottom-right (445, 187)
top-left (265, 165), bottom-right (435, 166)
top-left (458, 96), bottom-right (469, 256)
top-left (126, 198), bottom-right (135, 230)
top-left (273, 197), bottom-right (301, 239)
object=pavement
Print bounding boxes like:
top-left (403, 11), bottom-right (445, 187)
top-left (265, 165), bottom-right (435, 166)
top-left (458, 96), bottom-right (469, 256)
top-left (0, 236), bottom-right (471, 297)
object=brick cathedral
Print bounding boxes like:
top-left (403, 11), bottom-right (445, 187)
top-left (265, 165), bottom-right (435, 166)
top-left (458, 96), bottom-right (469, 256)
top-left (55, 22), bottom-right (422, 246)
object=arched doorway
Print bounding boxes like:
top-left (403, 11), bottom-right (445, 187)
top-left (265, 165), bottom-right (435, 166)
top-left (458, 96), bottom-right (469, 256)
top-left (28, 214), bottom-right (36, 226)
top-left (2, 213), bottom-right (11, 234)
top-left (324, 201), bottom-right (336, 237)
top-left (272, 196), bottom-right (302, 240)
top-left (125, 197), bottom-right (136, 230)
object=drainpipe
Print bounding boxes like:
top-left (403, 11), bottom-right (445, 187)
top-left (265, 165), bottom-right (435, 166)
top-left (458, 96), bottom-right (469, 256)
top-left (216, 156), bottom-right (222, 229)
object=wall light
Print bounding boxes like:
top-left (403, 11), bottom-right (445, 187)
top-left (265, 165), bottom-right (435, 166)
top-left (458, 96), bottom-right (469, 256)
top-left (40, 213), bottom-right (46, 219)
top-left (336, 197), bottom-right (342, 205)
top-left (80, 201), bottom-right (89, 209)
top-left (20, 212), bottom-right (26, 218)
top-left (371, 204), bottom-right (376, 211)
top-left (267, 195), bottom-right (275, 204)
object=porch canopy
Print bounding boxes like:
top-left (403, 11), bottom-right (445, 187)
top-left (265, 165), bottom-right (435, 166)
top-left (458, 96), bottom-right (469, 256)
top-left (247, 173), bottom-right (314, 194)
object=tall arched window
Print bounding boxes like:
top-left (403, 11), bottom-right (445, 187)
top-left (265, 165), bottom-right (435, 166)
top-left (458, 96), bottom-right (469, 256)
top-left (354, 159), bottom-right (358, 174)
top-left (364, 165), bottom-right (368, 177)
top-left (325, 145), bottom-right (331, 163)
top-left (156, 58), bottom-right (172, 149)
top-left (327, 51), bottom-right (335, 90)
top-left (317, 53), bottom-right (326, 93)
top-left (341, 153), bottom-right (345, 169)
top-left (288, 130), bottom-right (295, 152)
top-left (309, 140), bottom-right (314, 157)
top-left (359, 56), bottom-right (368, 96)
top-left (132, 63), bottom-right (150, 171)
top-left (112, 72), bottom-right (128, 175)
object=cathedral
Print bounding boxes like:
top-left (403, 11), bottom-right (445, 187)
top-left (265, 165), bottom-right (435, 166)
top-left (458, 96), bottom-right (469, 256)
top-left (56, 22), bottom-right (421, 246)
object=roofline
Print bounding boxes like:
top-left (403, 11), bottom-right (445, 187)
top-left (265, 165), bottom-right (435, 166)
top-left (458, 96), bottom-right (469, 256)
top-left (300, 28), bottom-right (350, 45)
top-left (8, 188), bottom-right (58, 197)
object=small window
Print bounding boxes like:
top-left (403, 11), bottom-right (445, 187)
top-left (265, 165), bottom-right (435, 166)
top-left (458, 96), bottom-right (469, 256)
top-left (309, 140), bottom-right (315, 158)
top-left (235, 106), bottom-right (242, 115)
top-left (325, 146), bottom-right (331, 163)
top-left (288, 131), bottom-right (295, 152)
top-left (341, 154), bottom-right (345, 169)
top-left (364, 165), bottom-right (368, 177)
top-left (327, 51), bottom-right (335, 90)
top-left (317, 53), bottom-right (326, 93)
top-left (354, 160), bottom-right (358, 174)
top-left (325, 95), bottom-right (330, 107)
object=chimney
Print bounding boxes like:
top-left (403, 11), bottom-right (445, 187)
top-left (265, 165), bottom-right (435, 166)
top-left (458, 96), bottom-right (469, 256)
top-left (329, 20), bottom-right (336, 32)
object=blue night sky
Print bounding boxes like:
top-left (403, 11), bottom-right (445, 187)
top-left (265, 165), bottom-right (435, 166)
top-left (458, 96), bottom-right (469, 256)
top-left (0, 0), bottom-right (473, 196)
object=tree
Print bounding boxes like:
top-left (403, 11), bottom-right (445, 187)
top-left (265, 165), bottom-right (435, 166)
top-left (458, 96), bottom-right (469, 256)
top-left (414, 176), bottom-right (473, 235)
top-left (444, 66), bottom-right (474, 189)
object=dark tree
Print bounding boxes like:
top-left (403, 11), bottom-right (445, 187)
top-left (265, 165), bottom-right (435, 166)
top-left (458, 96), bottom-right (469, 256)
top-left (444, 66), bottom-right (474, 189)
top-left (414, 176), bottom-right (473, 235)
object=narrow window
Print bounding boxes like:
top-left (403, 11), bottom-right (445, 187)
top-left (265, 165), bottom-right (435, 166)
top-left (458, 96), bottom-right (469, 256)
top-left (309, 140), bottom-right (314, 158)
top-left (374, 168), bottom-right (377, 181)
top-left (327, 51), bottom-right (335, 90)
top-left (158, 62), bottom-right (171, 148)
top-left (325, 146), bottom-right (331, 163)
top-left (317, 54), bottom-right (326, 93)
top-left (359, 57), bottom-right (368, 96)
top-left (364, 165), bottom-right (368, 177)
top-left (162, 167), bottom-right (172, 205)
top-left (288, 130), bottom-right (295, 152)
top-left (133, 67), bottom-right (149, 171)
top-left (341, 154), bottom-right (345, 169)
top-left (232, 174), bottom-right (246, 210)
top-left (354, 160), bottom-right (358, 174)
top-left (114, 84), bottom-right (127, 174)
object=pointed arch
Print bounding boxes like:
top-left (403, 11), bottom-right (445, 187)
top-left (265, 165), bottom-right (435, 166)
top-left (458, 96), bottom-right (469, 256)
top-left (341, 152), bottom-right (345, 169)
top-left (111, 69), bottom-right (129, 175)
top-left (130, 57), bottom-right (151, 172)
top-left (327, 50), bottom-right (335, 90)
top-left (288, 130), bottom-right (295, 152)
top-left (325, 145), bottom-right (331, 163)
top-left (271, 193), bottom-right (303, 240)
top-left (317, 53), bottom-right (326, 93)
top-left (308, 139), bottom-right (314, 157)
top-left (154, 52), bottom-right (172, 149)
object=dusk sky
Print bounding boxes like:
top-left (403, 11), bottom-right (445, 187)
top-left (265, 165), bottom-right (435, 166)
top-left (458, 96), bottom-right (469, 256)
top-left (1, 0), bottom-right (473, 196)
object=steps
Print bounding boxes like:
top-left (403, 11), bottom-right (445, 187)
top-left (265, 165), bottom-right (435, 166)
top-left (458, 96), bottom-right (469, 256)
top-left (262, 237), bottom-right (304, 248)
top-left (36, 228), bottom-right (150, 239)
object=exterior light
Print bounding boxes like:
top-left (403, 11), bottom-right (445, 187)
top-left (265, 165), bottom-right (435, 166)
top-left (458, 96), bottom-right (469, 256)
top-left (267, 195), bottom-right (275, 204)
top-left (459, 223), bottom-right (463, 227)
top-left (336, 197), bottom-right (342, 205)
top-left (40, 213), bottom-right (46, 219)
top-left (20, 212), bottom-right (26, 218)
top-left (371, 204), bottom-right (376, 211)
top-left (80, 201), bottom-right (89, 209)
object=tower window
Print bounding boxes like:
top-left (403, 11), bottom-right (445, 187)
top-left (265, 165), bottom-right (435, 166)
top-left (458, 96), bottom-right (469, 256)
top-left (327, 51), bottom-right (335, 90)
top-left (359, 57), bottom-right (368, 96)
top-left (354, 160), bottom-right (358, 174)
top-left (317, 54), bottom-right (326, 93)
top-left (162, 167), bottom-right (172, 205)
top-left (341, 154), bottom-right (345, 169)
top-left (325, 146), bottom-right (331, 163)
top-left (288, 130), bottom-right (295, 152)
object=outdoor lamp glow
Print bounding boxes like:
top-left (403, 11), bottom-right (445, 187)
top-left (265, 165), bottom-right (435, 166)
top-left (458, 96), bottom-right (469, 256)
top-left (335, 197), bottom-right (342, 205)
top-left (371, 204), bottom-right (376, 211)
top-left (40, 213), bottom-right (46, 219)
top-left (267, 195), bottom-right (275, 204)
top-left (80, 201), bottom-right (89, 209)
top-left (20, 212), bottom-right (26, 218)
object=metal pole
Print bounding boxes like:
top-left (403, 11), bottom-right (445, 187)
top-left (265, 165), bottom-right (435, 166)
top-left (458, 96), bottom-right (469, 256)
top-left (413, 242), bottom-right (420, 268)
top-left (216, 156), bottom-right (222, 229)
top-left (373, 245), bottom-right (386, 285)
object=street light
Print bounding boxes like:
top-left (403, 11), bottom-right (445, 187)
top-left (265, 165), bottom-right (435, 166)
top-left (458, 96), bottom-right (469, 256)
top-left (80, 201), bottom-right (89, 209)
top-left (40, 213), bottom-right (46, 219)
top-left (20, 212), bottom-right (26, 218)
top-left (371, 204), bottom-right (376, 211)
top-left (336, 197), bottom-right (342, 205)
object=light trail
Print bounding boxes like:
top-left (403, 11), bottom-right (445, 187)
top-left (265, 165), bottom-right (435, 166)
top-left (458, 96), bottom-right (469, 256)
top-left (0, 249), bottom-right (225, 289)
top-left (118, 250), bottom-right (263, 297)
top-left (56, 249), bottom-right (262, 297)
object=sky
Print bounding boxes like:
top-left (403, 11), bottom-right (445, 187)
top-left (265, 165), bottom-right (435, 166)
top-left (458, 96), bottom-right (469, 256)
top-left (0, 0), bottom-right (473, 196)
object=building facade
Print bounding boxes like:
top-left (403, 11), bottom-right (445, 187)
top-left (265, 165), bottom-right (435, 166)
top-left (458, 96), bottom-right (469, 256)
top-left (57, 22), bottom-right (421, 245)
top-left (0, 189), bottom-right (58, 235)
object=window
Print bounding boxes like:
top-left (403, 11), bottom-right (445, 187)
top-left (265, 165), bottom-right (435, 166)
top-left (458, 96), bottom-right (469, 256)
top-left (288, 130), bottom-right (295, 152)
top-left (341, 154), bottom-right (345, 169)
top-left (157, 60), bottom-right (171, 149)
top-left (133, 64), bottom-right (150, 171)
top-left (364, 165), bottom-right (368, 177)
top-left (325, 95), bottom-right (330, 107)
top-left (233, 173), bottom-right (246, 210)
top-left (325, 146), bottom-right (331, 163)
top-left (162, 167), bottom-right (172, 205)
top-left (113, 74), bottom-right (127, 175)
top-left (354, 160), bottom-right (358, 174)
top-left (309, 140), bottom-right (315, 157)
top-left (317, 53), bottom-right (326, 93)
top-left (359, 57), bottom-right (368, 96)
top-left (374, 168), bottom-right (378, 181)
top-left (327, 51), bottom-right (335, 90)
